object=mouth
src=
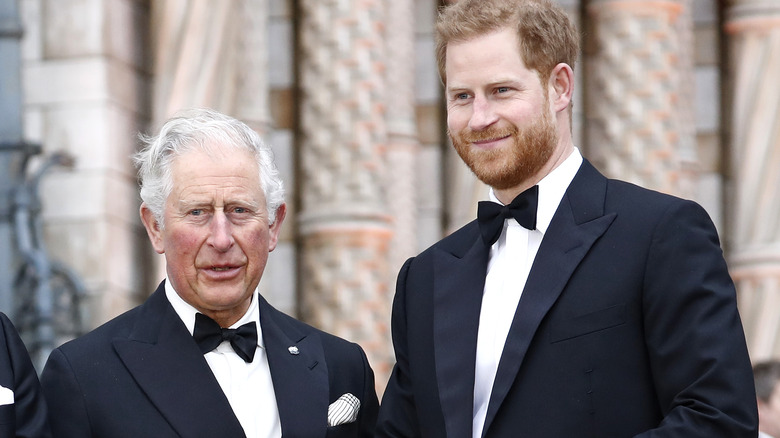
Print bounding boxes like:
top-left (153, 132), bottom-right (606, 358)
top-left (470, 134), bottom-right (511, 148)
top-left (201, 264), bottom-right (243, 279)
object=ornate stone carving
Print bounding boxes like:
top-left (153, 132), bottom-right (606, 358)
top-left (297, 0), bottom-right (393, 382)
top-left (724, 0), bottom-right (780, 360)
top-left (585, 0), bottom-right (696, 197)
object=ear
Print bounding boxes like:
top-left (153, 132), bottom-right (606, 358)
top-left (548, 62), bottom-right (574, 113)
top-left (140, 203), bottom-right (165, 254)
top-left (268, 203), bottom-right (287, 252)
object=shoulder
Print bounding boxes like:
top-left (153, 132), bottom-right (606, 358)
top-left (0, 312), bottom-right (25, 353)
top-left (53, 304), bottom-right (142, 357)
top-left (605, 178), bottom-right (683, 207)
top-left (261, 302), bottom-right (369, 366)
top-left (0, 312), bottom-right (19, 336)
top-left (270, 305), bottom-right (362, 350)
top-left (55, 285), bottom-right (172, 357)
top-left (0, 312), bottom-right (33, 377)
top-left (411, 219), bottom-right (480, 263)
top-left (575, 159), bottom-right (700, 218)
top-left (601, 178), bottom-right (713, 226)
top-left (0, 312), bottom-right (11, 337)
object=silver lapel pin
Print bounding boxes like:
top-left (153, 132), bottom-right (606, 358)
top-left (288, 345), bottom-right (300, 355)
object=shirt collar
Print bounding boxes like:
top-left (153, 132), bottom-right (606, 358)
top-left (489, 147), bottom-right (583, 235)
top-left (164, 278), bottom-right (264, 348)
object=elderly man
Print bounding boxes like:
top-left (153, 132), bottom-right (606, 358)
top-left (376, 0), bottom-right (756, 436)
top-left (41, 108), bottom-right (378, 437)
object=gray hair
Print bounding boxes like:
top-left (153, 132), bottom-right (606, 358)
top-left (133, 108), bottom-right (285, 227)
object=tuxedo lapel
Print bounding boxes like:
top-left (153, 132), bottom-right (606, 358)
top-left (433, 224), bottom-right (490, 438)
top-left (113, 284), bottom-right (246, 437)
top-left (481, 161), bottom-right (617, 436)
top-left (260, 296), bottom-right (329, 438)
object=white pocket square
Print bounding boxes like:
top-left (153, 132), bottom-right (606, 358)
top-left (0, 385), bottom-right (14, 406)
top-left (327, 393), bottom-right (360, 427)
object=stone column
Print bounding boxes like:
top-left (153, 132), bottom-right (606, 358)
top-left (384, 0), bottom-right (417, 286)
top-left (21, 0), bottom-right (151, 326)
top-left (585, 0), bottom-right (697, 197)
top-left (296, 0), bottom-right (393, 385)
top-left (380, 0), bottom-right (419, 389)
top-left (234, 0), bottom-right (272, 137)
top-left (723, 0), bottom-right (780, 361)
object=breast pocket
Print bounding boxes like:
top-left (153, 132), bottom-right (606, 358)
top-left (549, 303), bottom-right (627, 343)
top-left (326, 421), bottom-right (358, 437)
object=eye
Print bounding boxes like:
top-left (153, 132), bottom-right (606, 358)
top-left (233, 207), bottom-right (247, 214)
top-left (496, 86), bottom-right (509, 94)
top-left (190, 209), bottom-right (203, 216)
top-left (455, 92), bottom-right (470, 100)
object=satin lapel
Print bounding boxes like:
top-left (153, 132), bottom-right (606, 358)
top-left (433, 227), bottom-right (490, 438)
top-left (481, 161), bottom-right (616, 436)
top-left (260, 296), bottom-right (329, 438)
top-left (113, 284), bottom-right (246, 437)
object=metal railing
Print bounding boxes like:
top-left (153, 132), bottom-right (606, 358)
top-left (2, 0), bottom-right (86, 371)
top-left (6, 141), bottom-right (87, 370)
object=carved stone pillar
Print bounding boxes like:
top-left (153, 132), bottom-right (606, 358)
top-left (724, 0), bottom-right (780, 361)
top-left (585, 0), bottom-right (697, 197)
top-left (384, 0), bottom-right (418, 283)
top-left (297, 0), bottom-right (393, 383)
top-left (381, 0), bottom-right (419, 388)
top-left (234, 0), bottom-right (272, 136)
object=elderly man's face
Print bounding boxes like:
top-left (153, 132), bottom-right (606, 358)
top-left (141, 143), bottom-right (285, 327)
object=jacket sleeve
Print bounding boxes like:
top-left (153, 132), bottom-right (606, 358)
top-left (636, 199), bottom-right (757, 437)
top-left (355, 342), bottom-right (379, 438)
top-left (376, 257), bottom-right (423, 437)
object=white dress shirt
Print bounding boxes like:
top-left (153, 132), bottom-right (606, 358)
top-left (165, 280), bottom-right (282, 438)
top-left (472, 148), bottom-right (583, 438)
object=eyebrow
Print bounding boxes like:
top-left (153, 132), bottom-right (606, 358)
top-left (175, 198), bottom-right (261, 210)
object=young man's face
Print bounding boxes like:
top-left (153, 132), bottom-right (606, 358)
top-left (445, 26), bottom-right (558, 192)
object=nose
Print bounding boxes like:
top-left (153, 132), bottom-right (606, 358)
top-left (208, 211), bottom-right (234, 251)
top-left (468, 95), bottom-right (498, 131)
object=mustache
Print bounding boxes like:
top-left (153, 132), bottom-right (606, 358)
top-left (451, 126), bottom-right (518, 143)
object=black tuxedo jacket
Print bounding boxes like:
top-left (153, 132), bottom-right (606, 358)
top-left (376, 160), bottom-right (757, 437)
top-left (41, 282), bottom-right (378, 437)
top-left (0, 312), bottom-right (51, 438)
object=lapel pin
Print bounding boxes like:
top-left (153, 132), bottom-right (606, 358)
top-left (288, 346), bottom-right (300, 355)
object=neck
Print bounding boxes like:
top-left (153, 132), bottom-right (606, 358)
top-left (494, 141), bottom-right (574, 205)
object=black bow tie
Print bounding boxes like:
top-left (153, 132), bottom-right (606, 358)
top-left (477, 185), bottom-right (539, 246)
top-left (193, 313), bottom-right (258, 363)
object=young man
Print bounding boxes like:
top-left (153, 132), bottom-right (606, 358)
top-left (41, 108), bottom-right (378, 437)
top-left (376, 0), bottom-right (757, 436)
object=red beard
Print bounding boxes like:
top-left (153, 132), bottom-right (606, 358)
top-left (450, 109), bottom-right (558, 190)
